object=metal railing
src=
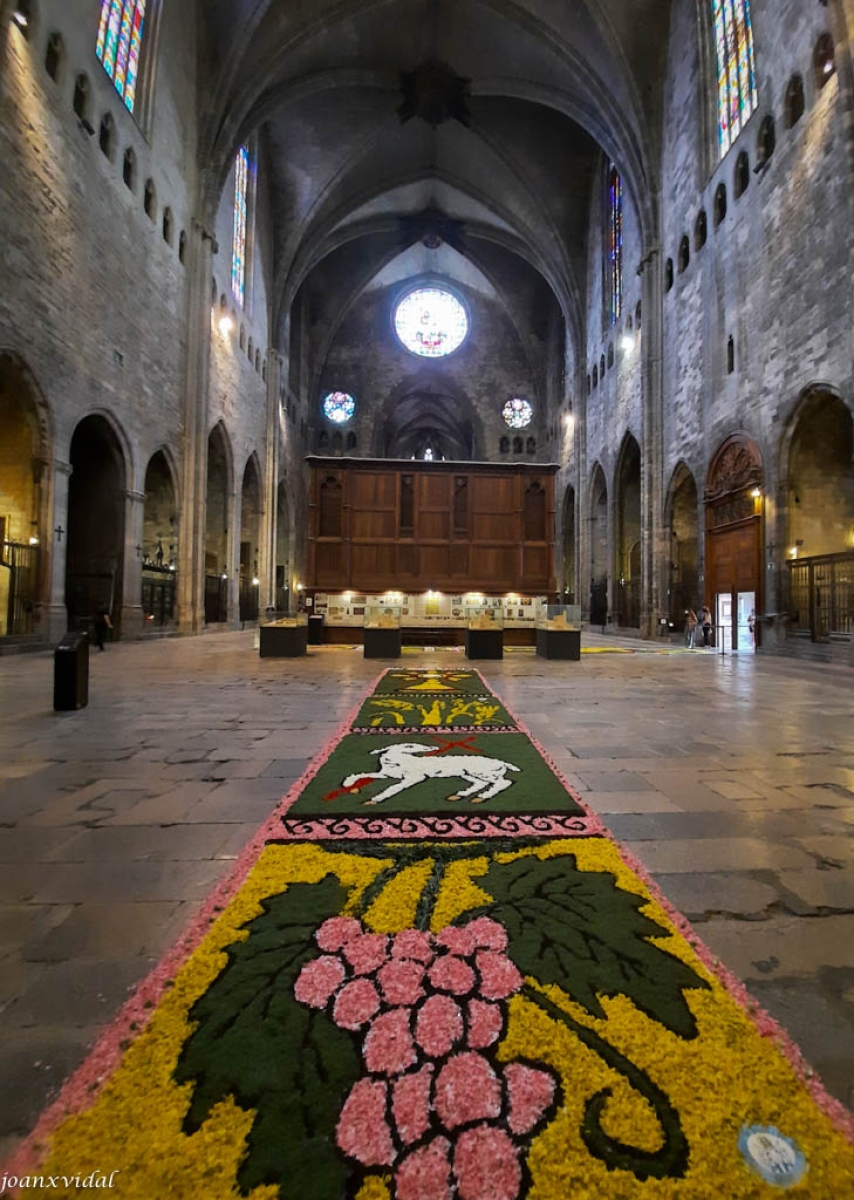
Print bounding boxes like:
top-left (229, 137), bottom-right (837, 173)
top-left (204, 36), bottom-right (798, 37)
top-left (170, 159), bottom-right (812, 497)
top-left (787, 552), bottom-right (854, 641)
top-left (0, 540), bottom-right (39, 635)
top-left (142, 566), bottom-right (176, 627)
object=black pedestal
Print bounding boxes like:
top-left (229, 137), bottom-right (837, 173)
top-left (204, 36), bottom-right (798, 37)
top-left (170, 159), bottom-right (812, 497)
top-left (259, 623), bottom-right (308, 657)
top-left (536, 628), bottom-right (581, 660)
top-left (363, 628), bottom-right (402, 659)
top-left (54, 631), bottom-right (90, 710)
top-left (465, 628), bottom-right (504, 660)
top-left (307, 615), bottom-right (325, 645)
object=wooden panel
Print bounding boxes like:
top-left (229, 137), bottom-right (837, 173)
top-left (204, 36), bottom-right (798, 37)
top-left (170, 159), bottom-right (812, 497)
top-left (352, 543), bottom-right (396, 582)
top-left (350, 472), bottom-right (397, 508)
top-left (471, 475), bottom-right (516, 514)
top-left (420, 511), bottom-right (450, 540)
top-left (472, 514), bottom-right (516, 542)
top-left (707, 521), bottom-right (760, 594)
top-left (449, 544), bottom-right (469, 576)
top-left (523, 545), bottom-right (549, 580)
top-left (316, 542), bottom-right (344, 586)
top-left (420, 545), bottom-right (450, 579)
top-left (307, 459), bottom-right (556, 595)
top-left (474, 546), bottom-right (518, 587)
top-left (397, 544), bottom-right (417, 576)
top-left (418, 474), bottom-right (452, 508)
top-left (352, 511), bottom-right (397, 539)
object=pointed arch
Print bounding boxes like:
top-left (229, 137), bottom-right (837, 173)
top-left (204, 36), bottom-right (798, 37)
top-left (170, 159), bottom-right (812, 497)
top-left (705, 432), bottom-right (764, 649)
top-left (561, 483), bottom-right (576, 602)
top-left (240, 452), bottom-right (263, 620)
top-left (589, 461), bottom-right (609, 625)
top-left (65, 412), bottom-right (129, 634)
top-left (665, 461), bottom-right (700, 628)
top-left (0, 352), bottom-right (53, 636)
top-left (614, 432), bottom-right (641, 627)
top-left (205, 421), bottom-right (233, 622)
top-left (142, 448), bottom-right (178, 625)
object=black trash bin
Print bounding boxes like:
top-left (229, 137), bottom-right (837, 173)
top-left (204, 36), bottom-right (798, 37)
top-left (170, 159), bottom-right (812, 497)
top-left (54, 631), bottom-right (90, 711)
top-left (307, 614), bottom-right (325, 645)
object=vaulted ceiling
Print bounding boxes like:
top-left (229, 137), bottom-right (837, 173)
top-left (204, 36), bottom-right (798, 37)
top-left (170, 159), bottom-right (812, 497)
top-left (198, 0), bottom-right (674, 369)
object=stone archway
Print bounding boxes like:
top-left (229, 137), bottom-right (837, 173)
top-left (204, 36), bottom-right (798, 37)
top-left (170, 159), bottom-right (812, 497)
top-left (276, 479), bottom-right (291, 611)
top-left (562, 485), bottom-right (575, 603)
top-left (66, 414), bottom-right (127, 635)
top-left (142, 451), bottom-right (178, 628)
top-left (379, 374), bottom-right (480, 461)
top-left (666, 463), bottom-right (699, 629)
top-left (0, 353), bottom-right (49, 636)
top-left (784, 390), bottom-right (854, 640)
top-left (705, 433), bottom-right (764, 649)
top-left (615, 434), bottom-right (641, 628)
top-left (205, 424), bottom-right (232, 624)
top-left (240, 456), bottom-right (262, 622)
top-left (589, 464), bottom-right (608, 625)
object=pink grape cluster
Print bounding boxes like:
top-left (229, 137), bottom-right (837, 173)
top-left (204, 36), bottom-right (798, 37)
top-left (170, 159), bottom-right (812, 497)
top-left (294, 915), bottom-right (559, 1200)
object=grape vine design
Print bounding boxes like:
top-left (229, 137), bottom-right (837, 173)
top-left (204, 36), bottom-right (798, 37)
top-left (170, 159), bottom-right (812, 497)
top-left (295, 915), bottom-right (559, 1199)
top-left (175, 842), bottom-right (709, 1198)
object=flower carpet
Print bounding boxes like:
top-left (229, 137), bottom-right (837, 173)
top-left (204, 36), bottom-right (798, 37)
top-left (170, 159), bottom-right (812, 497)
top-left (5, 670), bottom-right (854, 1199)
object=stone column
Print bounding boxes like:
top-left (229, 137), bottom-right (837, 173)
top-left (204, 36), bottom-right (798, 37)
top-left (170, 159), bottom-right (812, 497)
top-left (120, 489), bottom-right (146, 638)
top-left (640, 242), bottom-right (665, 639)
top-left (40, 459), bottom-right (71, 643)
top-left (227, 485), bottom-right (240, 626)
top-left (177, 218), bottom-right (215, 634)
top-left (260, 351), bottom-right (282, 615)
top-left (573, 361), bottom-right (590, 622)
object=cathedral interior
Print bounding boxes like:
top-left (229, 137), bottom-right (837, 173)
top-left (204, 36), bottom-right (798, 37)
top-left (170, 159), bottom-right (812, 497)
top-left (0, 0), bottom-right (853, 1182)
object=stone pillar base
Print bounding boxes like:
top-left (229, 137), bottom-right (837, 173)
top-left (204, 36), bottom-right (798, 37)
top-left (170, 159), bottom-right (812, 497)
top-left (37, 603), bottom-right (70, 644)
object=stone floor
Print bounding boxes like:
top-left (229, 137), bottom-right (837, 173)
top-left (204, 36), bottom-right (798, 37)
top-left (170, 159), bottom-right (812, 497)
top-left (0, 632), bottom-right (852, 1162)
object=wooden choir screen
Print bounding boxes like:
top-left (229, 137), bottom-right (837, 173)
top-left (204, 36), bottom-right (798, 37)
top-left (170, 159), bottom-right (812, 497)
top-left (307, 457), bottom-right (558, 594)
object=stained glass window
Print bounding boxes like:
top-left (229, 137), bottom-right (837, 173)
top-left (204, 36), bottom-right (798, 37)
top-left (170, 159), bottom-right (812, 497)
top-left (503, 398), bottom-right (533, 429)
top-left (96, 0), bottom-right (147, 114)
top-left (394, 288), bottom-right (468, 358)
top-left (232, 146), bottom-right (249, 307)
top-left (608, 166), bottom-right (623, 325)
top-left (713, 0), bottom-right (758, 157)
top-left (323, 392), bottom-right (356, 424)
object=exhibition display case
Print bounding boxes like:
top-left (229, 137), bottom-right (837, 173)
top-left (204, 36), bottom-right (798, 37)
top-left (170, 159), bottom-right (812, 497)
top-left (363, 606), bottom-right (403, 658)
top-left (465, 605), bottom-right (505, 660)
top-left (536, 604), bottom-right (581, 660)
top-left (259, 613), bottom-right (309, 658)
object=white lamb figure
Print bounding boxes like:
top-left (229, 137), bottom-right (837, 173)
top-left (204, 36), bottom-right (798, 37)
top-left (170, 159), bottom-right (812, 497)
top-left (342, 742), bottom-right (520, 805)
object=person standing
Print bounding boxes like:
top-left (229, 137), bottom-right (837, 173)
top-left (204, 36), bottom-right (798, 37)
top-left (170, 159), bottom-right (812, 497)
top-left (700, 605), bottom-right (712, 648)
top-left (685, 608), bottom-right (698, 649)
top-left (93, 609), bottom-right (113, 651)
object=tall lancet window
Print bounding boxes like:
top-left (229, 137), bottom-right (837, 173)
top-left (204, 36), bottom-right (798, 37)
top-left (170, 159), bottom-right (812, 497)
top-left (96, 1), bottom-right (148, 114)
top-left (232, 146), bottom-right (250, 307)
top-left (713, 0), bottom-right (758, 157)
top-left (608, 166), bottom-right (623, 325)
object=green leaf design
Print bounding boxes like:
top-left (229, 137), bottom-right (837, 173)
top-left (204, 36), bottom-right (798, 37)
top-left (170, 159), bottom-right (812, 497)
top-left (174, 876), bottom-right (361, 1198)
top-left (470, 853), bottom-right (710, 1039)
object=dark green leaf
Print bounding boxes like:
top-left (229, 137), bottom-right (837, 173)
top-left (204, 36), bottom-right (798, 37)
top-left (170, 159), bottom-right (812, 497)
top-left (470, 853), bottom-right (710, 1039)
top-left (174, 876), bottom-right (361, 1198)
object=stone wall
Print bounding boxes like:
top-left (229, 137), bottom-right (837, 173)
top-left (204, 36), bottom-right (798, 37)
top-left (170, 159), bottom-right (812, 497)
top-left (658, 0), bottom-right (854, 613)
top-left (0, 0), bottom-right (197, 477)
top-left (315, 284), bottom-right (543, 463)
top-left (574, 0), bottom-right (854, 648)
